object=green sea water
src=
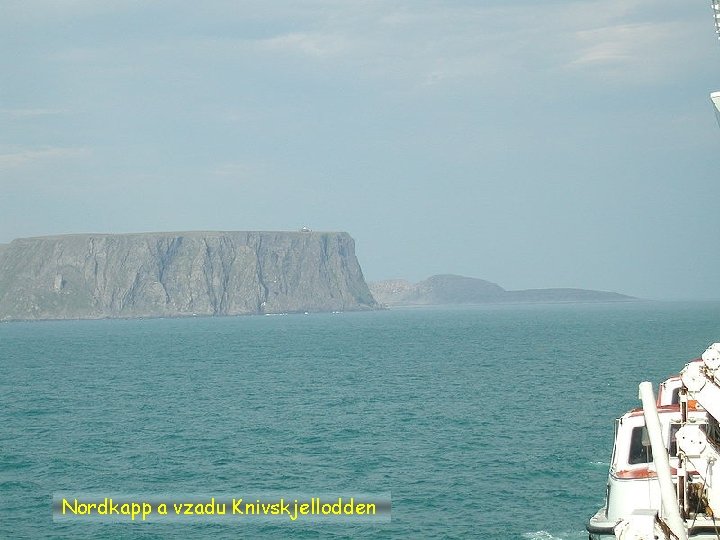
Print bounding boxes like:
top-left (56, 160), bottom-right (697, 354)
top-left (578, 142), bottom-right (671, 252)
top-left (3, 302), bottom-right (720, 539)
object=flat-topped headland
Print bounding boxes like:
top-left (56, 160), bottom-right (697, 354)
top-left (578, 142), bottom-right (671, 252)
top-left (0, 230), bottom-right (379, 321)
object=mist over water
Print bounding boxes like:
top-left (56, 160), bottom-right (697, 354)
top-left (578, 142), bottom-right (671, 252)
top-left (2, 302), bottom-right (720, 538)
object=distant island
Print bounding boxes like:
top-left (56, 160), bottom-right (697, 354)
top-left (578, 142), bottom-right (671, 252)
top-left (369, 274), bottom-right (635, 306)
top-left (0, 231), bottom-right (379, 321)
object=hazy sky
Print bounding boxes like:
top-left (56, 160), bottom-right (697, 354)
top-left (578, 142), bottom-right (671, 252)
top-left (2, 0), bottom-right (719, 300)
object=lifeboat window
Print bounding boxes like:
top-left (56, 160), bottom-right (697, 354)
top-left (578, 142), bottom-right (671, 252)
top-left (629, 426), bottom-right (653, 464)
top-left (669, 424), bottom-right (680, 457)
top-left (671, 388), bottom-right (680, 404)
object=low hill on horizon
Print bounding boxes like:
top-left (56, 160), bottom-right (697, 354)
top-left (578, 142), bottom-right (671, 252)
top-left (369, 274), bottom-right (635, 306)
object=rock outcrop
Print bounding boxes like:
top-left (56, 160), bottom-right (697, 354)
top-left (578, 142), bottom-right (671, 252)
top-left (0, 231), bottom-right (378, 320)
top-left (369, 274), bottom-right (635, 306)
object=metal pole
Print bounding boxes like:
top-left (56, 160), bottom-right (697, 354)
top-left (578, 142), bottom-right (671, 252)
top-left (678, 388), bottom-right (688, 518)
top-left (639, 381), bottom-right (687, 540)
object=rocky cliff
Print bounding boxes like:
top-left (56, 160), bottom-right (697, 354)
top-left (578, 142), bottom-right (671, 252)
top-left (0, 231), bottom-right (379, 321)
top-left (369, 274), bottom-right (635, 306)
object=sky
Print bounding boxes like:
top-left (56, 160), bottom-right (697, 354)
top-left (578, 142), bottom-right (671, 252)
top-left (1, 0), bottom-right (720, 300)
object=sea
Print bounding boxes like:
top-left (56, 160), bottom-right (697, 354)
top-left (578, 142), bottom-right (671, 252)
top-left (3, 301), bottom-right (720, 539)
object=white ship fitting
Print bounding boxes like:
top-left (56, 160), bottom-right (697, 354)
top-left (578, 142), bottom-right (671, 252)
top-left (711, 1), bottom-right (720, 123)
top-left (587, 344), bottom-right (720, 539)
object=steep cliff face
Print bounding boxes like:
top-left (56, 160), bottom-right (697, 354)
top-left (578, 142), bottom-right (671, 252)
top-left (0, 231), bottom-right (378, 320)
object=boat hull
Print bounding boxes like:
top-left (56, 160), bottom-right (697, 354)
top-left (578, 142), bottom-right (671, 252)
top-left (586, 508), bottom-right (617, 539)
top-left (587, 507), bottom-right (720, 539)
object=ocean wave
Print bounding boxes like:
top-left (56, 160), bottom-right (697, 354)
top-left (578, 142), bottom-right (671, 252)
top-left (522, 531), bottom-right (587, 540)
top-left (522, 531), bottom-right (564, 540)
top-left (522, 531), bottom-right (588, 540)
